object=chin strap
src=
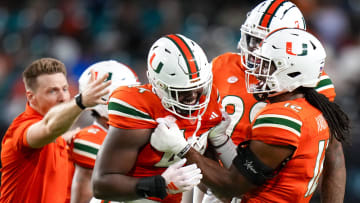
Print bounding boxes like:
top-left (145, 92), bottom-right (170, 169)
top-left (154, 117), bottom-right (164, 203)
top-left (193, 116), bottom-right (202, 137)
top-left (187, 116), bottom-right (210, 155)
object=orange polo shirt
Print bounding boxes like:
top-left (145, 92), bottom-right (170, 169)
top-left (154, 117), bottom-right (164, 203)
top-left (0, 103), bottom-right (74, 203)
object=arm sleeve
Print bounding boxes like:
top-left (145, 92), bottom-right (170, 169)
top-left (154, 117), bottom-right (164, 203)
top-left (107, 87), bottom-right (157, 129)
top-left (251, 107), bottom-right (302, 148)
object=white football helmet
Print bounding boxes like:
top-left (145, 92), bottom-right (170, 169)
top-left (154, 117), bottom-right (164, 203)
top-left (239, 0), bottom-right (306, 69)
top-left (245, 28), bottom-right (326, 98)
top-left (147, 34), bottom-right (212, 120)
top-left (78, 60), bottom-right (140, 119)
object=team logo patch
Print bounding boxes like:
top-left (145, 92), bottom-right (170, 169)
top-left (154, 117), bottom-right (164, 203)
top-left (286, 42), bottom-right (308, 56)
top-left (244, 160), bottom-right (258, 174)
top-left (227, 76), bottom-right (238, 83)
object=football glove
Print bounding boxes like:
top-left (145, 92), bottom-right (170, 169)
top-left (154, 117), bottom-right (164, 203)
top-left (151, 117), bottom-right (190, 157)
top-left (161, 158), bottom-right (203, 194)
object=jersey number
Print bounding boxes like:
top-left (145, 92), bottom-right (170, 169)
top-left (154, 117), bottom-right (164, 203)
top-left (221, 95), bottom-right (266, 137)
top-left (305, 139), bottom-right (329, 197)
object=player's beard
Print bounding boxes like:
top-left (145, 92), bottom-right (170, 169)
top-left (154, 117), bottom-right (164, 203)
top-left (174, 92), bottom-right (203, 117)
top-left (253, 92), bottom-right (268, 102)
top-left (253, 79), bottom-right (271, 101)
top-left (175, 106), bottom-right (197, 117)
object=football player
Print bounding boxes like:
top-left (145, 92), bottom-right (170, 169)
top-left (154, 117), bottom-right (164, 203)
top-left (210, 0), bottom-right (345, 202)
top-left (91, 34), bottom-right (222, 203)
top-left (151, 28), bottom-right (350, 202)
top-left (69, 60), bottom-right (140, 203)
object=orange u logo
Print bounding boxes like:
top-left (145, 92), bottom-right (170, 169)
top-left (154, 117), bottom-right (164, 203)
top-left (286, 42), bottom-right (308, 56)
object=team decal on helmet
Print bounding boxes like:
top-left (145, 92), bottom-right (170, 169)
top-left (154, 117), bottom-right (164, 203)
top-left (286, 42), bottom-right (308, 56)
top-left (149, 52), bottom-right (163, 74)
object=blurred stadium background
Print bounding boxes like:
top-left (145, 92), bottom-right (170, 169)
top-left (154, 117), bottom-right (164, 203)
top-left (0, 0), bottom-right (359, 202)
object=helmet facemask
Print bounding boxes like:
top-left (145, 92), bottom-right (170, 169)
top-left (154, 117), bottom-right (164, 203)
top-left (239, 30), bottom-right (264, 70)
top-left (148, 71), bottom-right (212, 120)
top-left (245, 53), bottom-right (279, 101)
top-left (163, 78), bottom-right (212, 119)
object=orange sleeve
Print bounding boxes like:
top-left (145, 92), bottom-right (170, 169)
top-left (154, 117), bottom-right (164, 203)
top-left (16, 119), bottom-right (40, 150)
top-left (107, 86), bottom-right (157, 129)
top-left (316, 71), bottom-right (336, 102)
top-left (251, 106), bottom-right (302, 148)
top-left (70, 126), bottom-right (106, 168)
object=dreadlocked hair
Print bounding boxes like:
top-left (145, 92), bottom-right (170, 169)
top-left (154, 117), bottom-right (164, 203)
top-left (299, 87), bottom-right (351, 144)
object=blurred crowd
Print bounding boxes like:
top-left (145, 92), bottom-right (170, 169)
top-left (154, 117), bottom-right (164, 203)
top-left (0, 0), bottom-right (359, 202)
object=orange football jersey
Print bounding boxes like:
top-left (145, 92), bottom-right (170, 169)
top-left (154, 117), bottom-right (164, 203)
top-left (70, 123), bottom-right (107, 169)
top-left (242, 98), bottom-right (330, 202)
top-left (212, 53), bottom-right (267, 145)
top-left (107, 84), bottom-right (222, 203)
top-left (212, 52), bottom-right (336, 145)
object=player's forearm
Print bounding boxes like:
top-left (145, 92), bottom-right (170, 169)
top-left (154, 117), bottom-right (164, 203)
top-left (71, 184), bottom-right (92, 203)
top-left (320, 140), bottom-right (346, 203)
top-left (29, 99), bottom-right (82, 148)
top-left (71, 165), bottom-right (94, 203)
top-left (184, 148), bottom-right (242, 198)
top-left (44, 99), bottom-right (82, 136)
top-left (92, 173), bottom-right (139, 201)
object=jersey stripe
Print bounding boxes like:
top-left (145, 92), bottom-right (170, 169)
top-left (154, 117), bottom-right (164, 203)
top-left (73, 149), bottom-right (97, 160)
top-left (253, 114), bottom-right (302, 137)
top-left (108, 97), bottom-right (156, 122)
top-left (259, 0), bottom-right (288, 28)
top-left (166, 34), bottom-right (200, 79)
top-left (73, 139), bottom-right (100, 160)
top-left (315, 75), bottom-right (334, 92)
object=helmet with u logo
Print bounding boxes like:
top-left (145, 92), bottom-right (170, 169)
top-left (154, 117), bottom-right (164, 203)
top-left (147, 34), bottom-right (212, 119)
top-left (245, 28), bottom-right (326, 97)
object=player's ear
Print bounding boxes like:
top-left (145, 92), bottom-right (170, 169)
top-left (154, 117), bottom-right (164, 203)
top-left (26, 90), bottom-right (35, 103)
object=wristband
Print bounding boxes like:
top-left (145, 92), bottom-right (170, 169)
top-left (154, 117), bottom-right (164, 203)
top-left (177, 144), bottom-right (191, 158)
top-left (213, 135), bottom-right (230, 148)
top-left (75, 93), bottom-right (86, 110)
top-left (135, 175), bottom-right (168, 199)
